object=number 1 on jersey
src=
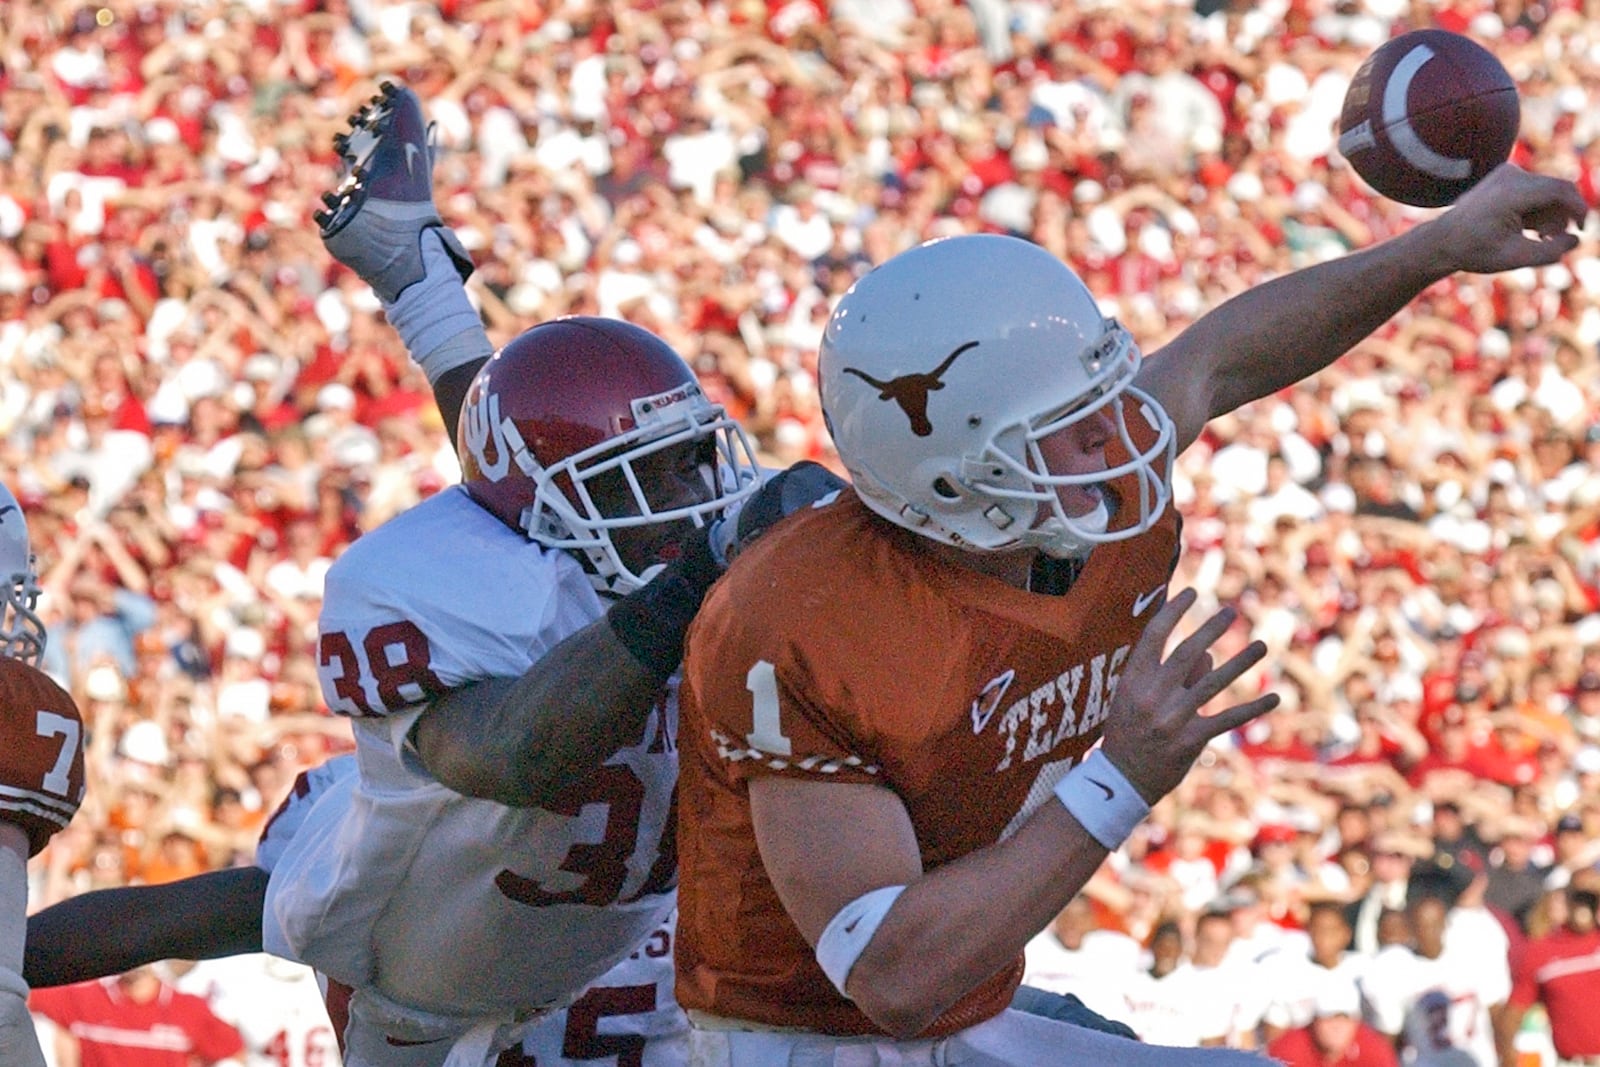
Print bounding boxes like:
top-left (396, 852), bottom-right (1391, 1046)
top-left (745, 660), bottom-right (792, 757)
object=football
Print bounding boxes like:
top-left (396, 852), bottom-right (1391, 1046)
top-left (1336, 30), bottom-right (1519, 208)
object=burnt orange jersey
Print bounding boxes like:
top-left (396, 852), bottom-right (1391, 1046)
top-left (0, 658), bottom-right (86, 856)
top-left (676, 487), bottom-right (1180, 1037)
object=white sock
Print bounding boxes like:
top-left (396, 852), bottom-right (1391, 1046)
top-left (382, 230), bottom-right (495, 384)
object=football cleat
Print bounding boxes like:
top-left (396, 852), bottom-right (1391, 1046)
top-left (317, 81), bottom-right (473, 303)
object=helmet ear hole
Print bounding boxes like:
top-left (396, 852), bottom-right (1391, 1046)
top-left (931, 476), bottom-right (962, 500)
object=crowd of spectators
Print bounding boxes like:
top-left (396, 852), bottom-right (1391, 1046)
top-left (5, 0), bottom-right (1600, 1061)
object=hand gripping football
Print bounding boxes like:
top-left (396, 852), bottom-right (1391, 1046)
top-left (1337, 29), bottom-right (1519, 208)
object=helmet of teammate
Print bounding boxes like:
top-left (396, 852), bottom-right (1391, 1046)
top-left (0, 482), bottom-right (46, 666)
top-left (819, 234), bottom-right (1174, 560)
top-left (457, 317), bottom-right (761, 595)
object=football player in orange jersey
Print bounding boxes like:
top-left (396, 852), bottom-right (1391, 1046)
top-left (0, 481), bottom-right (87, 1067)
top-left (674, 164), bottom-right (1589, 1064)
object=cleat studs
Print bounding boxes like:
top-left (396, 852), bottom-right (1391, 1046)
top-left (322, 192), bottom-right (340, 208)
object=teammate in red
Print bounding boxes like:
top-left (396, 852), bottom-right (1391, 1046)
top-left (0, 481), bottom-right (86, 1067)
top-left (674, 165), bottom-right (1589, 1064)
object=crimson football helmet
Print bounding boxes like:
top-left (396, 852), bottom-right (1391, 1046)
top-left (457, 317), bottom-right (761, 595)
top-left (0, 482), bottom-right (45, 667)
top-left (819, 234), bottom-right (1174, 559)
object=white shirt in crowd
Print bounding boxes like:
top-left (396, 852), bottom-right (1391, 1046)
top-left (1022, 926), bottom-right (1145, 1027)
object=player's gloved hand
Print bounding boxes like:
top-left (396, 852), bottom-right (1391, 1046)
top-left (709, 461), bottom-right (847, 566)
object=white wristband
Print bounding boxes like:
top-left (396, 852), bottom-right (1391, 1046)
top-left (1054, 749), bottom-right (1150, 850)
top-left (814, 884), bottom-right (906, 998)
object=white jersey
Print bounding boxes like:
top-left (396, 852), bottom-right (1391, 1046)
top-left (174, 954), bottom-right (340, 1067)
top-left (1122, 964), bottom-right (1229, 1048)
top-left (1022, 929), bottom-right (1143, 1026)
top-left (1259, 951), bottom-right (1369, 1032)
top-left (262, 490), bottom-right (678, 1060)
top-left (1362, 944), bottom-right (1507, 1067)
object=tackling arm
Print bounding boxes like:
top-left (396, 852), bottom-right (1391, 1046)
top-left (24, 866), bottom-right (269, 988)
top-left (415, 464), bottom-right (845, 809)
top-left (412, 617), bottom-right (672, 809)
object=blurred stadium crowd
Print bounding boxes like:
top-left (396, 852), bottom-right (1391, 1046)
top-left (5, 0), bottom-right (1600, 1062)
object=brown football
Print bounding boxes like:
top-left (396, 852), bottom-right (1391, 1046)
top-left (1337, 30), bottom-right (1519, 208)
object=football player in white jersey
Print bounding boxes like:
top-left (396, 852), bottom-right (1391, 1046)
top-left (1361, 893), bottom-right (1509, 1067)
top-left (27, 81), bottom-right (832, 1067)
top-left (0, 482), bottom-right (87, 1067)
top-left (278, 83), bottom-right (773, 1066)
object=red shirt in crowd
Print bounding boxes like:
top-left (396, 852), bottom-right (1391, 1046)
top-left (1511, 926), bottom-right (1600, 1059)
top-left (1266, 1022), bottom-right (1401, 1067)
top-left (30, 977), bottom-right (245, 1067)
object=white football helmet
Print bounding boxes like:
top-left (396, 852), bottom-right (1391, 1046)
top-left (819, 234), bottom-right (1174, 559)
top-left (0, 482), bottom-right (45, 666)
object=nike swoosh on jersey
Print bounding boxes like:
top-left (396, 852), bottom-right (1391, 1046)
top-left (1132, 584), bottom-right (1166, 616)
top-left (1086, 777), bottom-right (1115, 800)
top-left (970, 669), bottom-right (1015, 735)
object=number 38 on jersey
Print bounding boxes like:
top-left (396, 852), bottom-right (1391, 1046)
top-left (318, 621), bottom-right (447, 717)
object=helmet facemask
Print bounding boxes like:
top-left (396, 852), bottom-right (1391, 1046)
top-left (960, 325), bottom-right (1175, 560)
top-left (513, 384), bottom-right (761, 594)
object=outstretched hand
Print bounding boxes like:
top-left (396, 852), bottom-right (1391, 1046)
top-left (1098, 589), bottom-right (1280, 805)
top-left (1433, 164), bottom-right (1588, 274)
